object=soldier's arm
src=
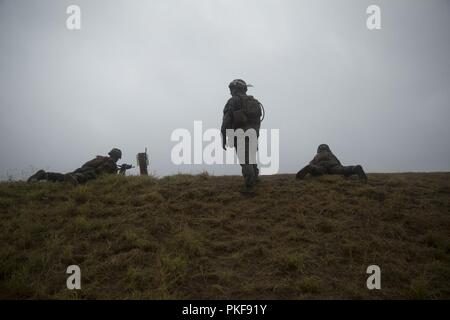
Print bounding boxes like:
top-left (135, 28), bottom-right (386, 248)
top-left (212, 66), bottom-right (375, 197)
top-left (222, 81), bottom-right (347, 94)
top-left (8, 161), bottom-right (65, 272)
top-left (309, 154), bottom-right (320, 165)
top-left (220, 99), bottom-right (234, 146)
top-left (80, 156), bottom-right (103, 169)
top-left (310, 152), bottom-right (331, 165)
top-left (96, 159), bottom-right (118, 174)
top-left (108, 161), bottom-right (119, 174)
top-left (330, 153), bottom-right (342, 166)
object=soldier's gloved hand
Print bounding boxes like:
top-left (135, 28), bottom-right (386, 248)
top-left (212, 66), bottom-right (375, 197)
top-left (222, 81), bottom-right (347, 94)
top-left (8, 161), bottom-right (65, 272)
top-left (222, 141), bottom-right (227, 151)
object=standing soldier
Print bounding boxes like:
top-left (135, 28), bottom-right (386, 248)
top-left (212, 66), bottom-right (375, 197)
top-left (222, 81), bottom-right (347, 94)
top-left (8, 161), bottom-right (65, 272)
top-left (221, 79), bottom-right (264, 189)
top-left (296, 144), bottom-right (368, 181)
top-left (27, 148), bottom-right (123, 184)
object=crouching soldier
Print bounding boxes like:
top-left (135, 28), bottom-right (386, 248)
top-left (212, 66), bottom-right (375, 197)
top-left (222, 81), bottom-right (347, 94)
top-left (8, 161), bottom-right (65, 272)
top-left (27, 148), bottom-right (122, 184)
top-left (296, 144), bottom-right (367, 181)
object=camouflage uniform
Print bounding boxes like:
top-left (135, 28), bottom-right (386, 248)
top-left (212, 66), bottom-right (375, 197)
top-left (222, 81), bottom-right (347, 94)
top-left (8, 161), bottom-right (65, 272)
top-left (296, 144), bottom-right (367, 180)
top-left (221, 79), bottom-right (263, 188)
top-left (28, 148), bottom-right (121, 184)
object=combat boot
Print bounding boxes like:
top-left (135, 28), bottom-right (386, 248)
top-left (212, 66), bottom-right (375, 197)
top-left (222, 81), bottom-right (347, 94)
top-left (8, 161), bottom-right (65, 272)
top-left (354, 165), bottom-right (368, 181)
top-left (242, 164), bottom-right (256, 188)
top-left (296, 165), bottom-right (310, 179)
top-left (253, 165), bottom-right (260, 183)
top-left (64, 173), bottom-right (79, 185)
top-left (27, 170), bottom-right (47, 182)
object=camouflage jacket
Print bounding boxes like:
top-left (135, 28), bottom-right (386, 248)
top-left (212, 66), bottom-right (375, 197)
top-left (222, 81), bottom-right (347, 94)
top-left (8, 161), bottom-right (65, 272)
top-left (310, 151), bottom-right (342, 168)
top-left (77, 156), bottom-right (118, 175)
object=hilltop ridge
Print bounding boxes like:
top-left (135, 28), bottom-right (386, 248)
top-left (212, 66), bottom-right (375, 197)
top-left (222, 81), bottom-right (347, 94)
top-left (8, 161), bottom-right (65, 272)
top-left (0, 173), bottom-right (449, 299)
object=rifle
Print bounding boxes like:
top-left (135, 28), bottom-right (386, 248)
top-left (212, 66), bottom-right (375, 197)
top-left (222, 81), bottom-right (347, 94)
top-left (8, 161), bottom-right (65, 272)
top-left (118, 164), bottom-right (134, 176)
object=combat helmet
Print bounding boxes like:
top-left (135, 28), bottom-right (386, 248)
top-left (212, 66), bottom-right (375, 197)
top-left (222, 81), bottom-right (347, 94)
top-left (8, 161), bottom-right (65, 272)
top-left (108, 148), bottom-right (122, 160)
top-left (317, 144), bottom-right (331, 153)
top-left (228, 79), bottom-right (253, 93)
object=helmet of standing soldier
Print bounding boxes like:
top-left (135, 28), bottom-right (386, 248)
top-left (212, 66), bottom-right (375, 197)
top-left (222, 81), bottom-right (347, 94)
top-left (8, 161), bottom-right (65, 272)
top-left (317, 144), bottom-right (331, 153)
top-left (108, 148), bottom-right (122, 160)
top-left (228, 79), bottom-right (252, 93)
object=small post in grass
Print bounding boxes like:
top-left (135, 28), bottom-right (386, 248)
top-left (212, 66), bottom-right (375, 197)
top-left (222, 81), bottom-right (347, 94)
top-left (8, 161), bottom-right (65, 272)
top-left (136, 148), bottom-right (149, 176)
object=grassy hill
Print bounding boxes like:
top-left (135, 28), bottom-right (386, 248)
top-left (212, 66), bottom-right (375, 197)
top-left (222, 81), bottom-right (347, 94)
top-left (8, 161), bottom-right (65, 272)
top-left (0, 173), bottom-right (449, 299)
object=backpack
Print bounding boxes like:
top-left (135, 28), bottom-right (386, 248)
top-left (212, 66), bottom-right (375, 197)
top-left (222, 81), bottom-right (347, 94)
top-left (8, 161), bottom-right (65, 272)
top-left (232, 95), bottom-right (263, 128)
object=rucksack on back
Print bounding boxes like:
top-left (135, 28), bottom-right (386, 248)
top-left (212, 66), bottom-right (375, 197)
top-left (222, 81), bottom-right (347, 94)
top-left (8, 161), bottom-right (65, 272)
top-left (244, 96), bottom-right (262, 122)
top-left (232, 95), bottom-right (263, 128)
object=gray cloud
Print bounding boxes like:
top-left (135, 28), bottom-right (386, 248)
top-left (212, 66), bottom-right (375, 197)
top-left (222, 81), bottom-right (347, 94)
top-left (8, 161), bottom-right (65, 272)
top-left (1, 0), bottom-right (449, 179)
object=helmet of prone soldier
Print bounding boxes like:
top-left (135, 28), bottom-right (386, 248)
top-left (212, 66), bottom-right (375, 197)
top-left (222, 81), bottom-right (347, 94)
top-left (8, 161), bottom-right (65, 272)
top-left (317, 144), bottom-right (331, 153)
top-left (228, 79), bottom-right (251, 93)
top-left (108, 148), bottom-right (122, 160)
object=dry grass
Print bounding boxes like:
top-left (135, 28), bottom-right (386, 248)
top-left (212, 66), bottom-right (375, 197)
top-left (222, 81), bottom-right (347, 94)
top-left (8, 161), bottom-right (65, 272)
top-left (0, 172), bottom-right (449, 299)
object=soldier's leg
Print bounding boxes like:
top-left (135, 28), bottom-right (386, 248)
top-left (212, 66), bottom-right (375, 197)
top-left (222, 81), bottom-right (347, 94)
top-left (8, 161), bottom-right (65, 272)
top-left (244, 137), bottom-right (257, 187)
top-left (45, 172), bottom-right (67, 182)
top-left (237, 136), bottom-right (256, 188)
top-left (253, 164), bottom-right (259, 181)
top-left (352, 165), bottom-right (368, 180)
top-left (27, 170), bottom-right (47, 182)
top-left (252, 136), bottom-right (259, 181)
top-left (71, 169), bottom-right (97, 184)
top-left (28, 169), bottom-right (87, 184)
top-left (240, 164), bottom-right (255, 188)
top-left (296, 165), bottom-right (309, 179)
top-left (329, 165), bottom-right (367, 180)
top-left (60, 173), bottom-right (77, 185)
top-left (327, 165), bottom-right (346, 176)
top-left (296, 164), bottom-right (326, 179)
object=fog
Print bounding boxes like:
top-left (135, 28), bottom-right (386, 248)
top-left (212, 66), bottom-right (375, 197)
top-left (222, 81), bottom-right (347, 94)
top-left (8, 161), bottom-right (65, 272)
top-left (1, 0), bottom-right (449, 179)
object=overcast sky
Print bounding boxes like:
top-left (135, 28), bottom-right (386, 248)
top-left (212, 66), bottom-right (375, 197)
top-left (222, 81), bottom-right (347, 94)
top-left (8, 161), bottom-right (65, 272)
top-left (1, 0), bottom-right (449, 179)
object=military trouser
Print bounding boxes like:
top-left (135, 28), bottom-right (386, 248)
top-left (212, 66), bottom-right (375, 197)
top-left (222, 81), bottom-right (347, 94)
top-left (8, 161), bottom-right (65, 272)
top-left (234, 135), bottom-right (259, 188)
top-left (45, 167), bottom-right (97, 184)
top-left (296, 164), bottom-right (367, 180)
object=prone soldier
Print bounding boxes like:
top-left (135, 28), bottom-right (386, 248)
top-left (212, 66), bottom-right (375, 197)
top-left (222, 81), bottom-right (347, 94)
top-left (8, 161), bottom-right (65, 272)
top-left (296, 144), bottom-right (368, 181)
top-left (27, 148), bottom-right (126, 184)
